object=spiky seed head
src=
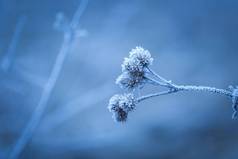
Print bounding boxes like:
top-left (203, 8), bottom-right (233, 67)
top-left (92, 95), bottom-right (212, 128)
top-left (111, 107), bottom-right (128, 122)
top-left (129, 46), bottom-right (153, 67)
top-left (119, 47), bottom-right (153, 90)
top-left (108, 94), bottom-right (136, 122)
top-left (116, 72), bottom-right (145, 90)
top-left (122, 47), bottom-right (153, 73)
top-left (118, 93), bottom-right (136, 112)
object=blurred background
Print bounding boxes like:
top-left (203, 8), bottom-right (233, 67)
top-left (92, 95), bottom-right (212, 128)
top-left (0, 0), bottom-right (238, 158)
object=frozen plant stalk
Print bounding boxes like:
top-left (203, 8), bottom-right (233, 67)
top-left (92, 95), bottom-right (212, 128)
top-left (1, 15), bottom-right (27, 71)
top-left (108, 47), bottom-right (238, 122)
top-left (9, 1), bottom-right (88, 159)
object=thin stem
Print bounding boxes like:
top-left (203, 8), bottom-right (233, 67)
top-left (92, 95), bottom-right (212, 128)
top-left (137, 89), bottom-right (178, 102)
top-left (9, 30), bottom-right (72, 159)
top-left (1, 15), bottom-right (27, 71)
top-left (137, 70), bottom-right (233, 104)
top-left (146, 67), bottom-right (174, 87)
top-left (70, 0), bottom-right (88, 29)
top-left (145, 67), bottom-right (232, 98)
top-left (9, 1), bottom-right (88, 159)
top-left (144, 76), bottom-right (168, 87)
top-left (136, 84), bottom-right (232, 104)
top-left (176, 85), bottom-right (232, 97)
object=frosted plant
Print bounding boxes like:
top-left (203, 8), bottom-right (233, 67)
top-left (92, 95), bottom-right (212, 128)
top-left (109, 46), bottom-right (238, 122)
top-left (108, 93), bottom-right (136, 122)
top-left (116, 47), bottom-right (154, 90)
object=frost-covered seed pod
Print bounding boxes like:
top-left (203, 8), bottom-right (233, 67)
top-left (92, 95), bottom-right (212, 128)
top-left (119, 47), bottom-right (153, 90)
top-left (129, 46), bottom-right (153, 67)
top-left (116, 72), bottom-right (145, 90)
top-left (108, 94), bottom-right (136, 122)
top-left (122, 47), bottom-right (153, 73)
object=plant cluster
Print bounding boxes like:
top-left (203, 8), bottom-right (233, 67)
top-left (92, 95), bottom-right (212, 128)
top-left (108, 47), bottom-right (238, 122)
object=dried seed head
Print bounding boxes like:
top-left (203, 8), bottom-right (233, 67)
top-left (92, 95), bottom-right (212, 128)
top-left (111, 107), bottom-right (128, 122)
top-left (116, 72), bottom-right (145, 90)
top-left (108, 94), bottom-right (136, 122)
top-left (129, 46), bottom-right (153, 67)
top-left (122, 47), bottom-right (153, 73)
top-left (119, 47), bottom-right (153, 90)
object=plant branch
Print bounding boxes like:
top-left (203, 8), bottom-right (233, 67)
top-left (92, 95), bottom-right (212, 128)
top-left (176, 85), bottom-right (232, 97)
top-left (137, 89), bottom-right (178, 102)
top-left (1, 15), bottom-right (27, 72)
top-left (144, 76), bottom-right (168, 87)
top-left (9, 1), bottom-right (88, 159)
top-left (137, 75), bottom-right (232, 104)
top-left (146, 67), bottom-right (174, 87)
top-left (109, 46), bottom-right (237, 122)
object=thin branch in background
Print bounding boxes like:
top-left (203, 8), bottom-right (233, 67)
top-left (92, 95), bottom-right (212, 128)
top-left (1, 15), bottom-right (27, 72)
top-left (9, 1), bottom-right (88, 159)
top-left (108, 46), bottom-right (238, 122)
top-left (40, 82), bottom-right (113, 133)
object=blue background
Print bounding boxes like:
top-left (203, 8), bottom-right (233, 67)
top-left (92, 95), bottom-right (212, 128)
top-left (0, 0), bottom-right (238, 158)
